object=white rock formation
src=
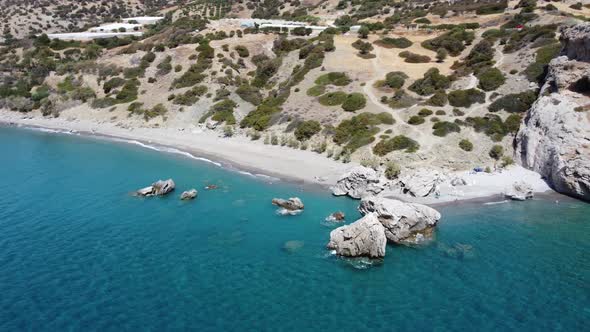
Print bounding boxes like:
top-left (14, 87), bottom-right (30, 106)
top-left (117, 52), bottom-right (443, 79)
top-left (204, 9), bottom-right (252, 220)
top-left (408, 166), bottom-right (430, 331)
top-left (504, 181), bottom-right (534, 201)
top-left (398, 168), bottom-right (446, 197)
top-left (271, 197), bottom-right (304, 211)
top-left (180, 189), bottom-right (198, 200)
top-left (331, 166), bottom-right (386, 199)
top-left (327, 213), bottom-right (387, 258)
top-left (359, 197), bottom-right (441, 244)
top-left (136, 179), bottom-right (176, 196)
top-left (515, 23), bottom-right (590, 202)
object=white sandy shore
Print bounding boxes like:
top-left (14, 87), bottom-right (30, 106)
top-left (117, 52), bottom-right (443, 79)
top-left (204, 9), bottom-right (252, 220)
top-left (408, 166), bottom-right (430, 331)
top-left (0, 110), bottom-right (555, 203)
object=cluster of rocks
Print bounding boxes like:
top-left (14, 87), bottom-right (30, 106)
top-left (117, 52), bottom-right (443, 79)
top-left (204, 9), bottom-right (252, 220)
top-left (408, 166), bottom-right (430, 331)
top-left (327, 196), bottom-right (441, 258)
top-left (516, 23), bottom-right (590, 202)
top-left (135, 179), bottom-right (198, 201)
top-left (331, 166), bottom-right (386, 199)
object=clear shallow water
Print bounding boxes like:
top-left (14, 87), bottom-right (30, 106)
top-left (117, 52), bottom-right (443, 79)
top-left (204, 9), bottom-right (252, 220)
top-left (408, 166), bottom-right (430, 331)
top-left (0, 126), bottom-right (589, 331)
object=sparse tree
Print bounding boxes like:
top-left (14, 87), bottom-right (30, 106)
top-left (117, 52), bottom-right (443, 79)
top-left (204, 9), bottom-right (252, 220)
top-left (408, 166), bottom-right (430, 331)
top-left (436, 48), bottom-right (448, 63)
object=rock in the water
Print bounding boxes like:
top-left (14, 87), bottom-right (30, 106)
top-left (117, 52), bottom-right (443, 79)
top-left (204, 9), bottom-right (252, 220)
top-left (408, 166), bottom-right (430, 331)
top-left (135, 179), bottom-right (176, 196)
top-left (515, 24), bottom-right (590, 202)
top-left (399, 168), bottom-right (446, 197)
top-left (180, 189), bottom-right (198, 200)
top-left (504, 181), bottom-right (534, 201)
top-left (272, 197), bottom-right (304, 211)
top-left (331, 166), bottom-right (385, 199)
top-left (327, 213), bottom-right (386, 258)
top-left (359, 197), bottom-right (441, 244)
top-left (326, 211), bottom-right (345, 222)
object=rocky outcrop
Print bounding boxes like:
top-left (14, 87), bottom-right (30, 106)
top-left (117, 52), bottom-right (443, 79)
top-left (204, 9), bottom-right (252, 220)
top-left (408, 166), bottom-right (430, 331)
top-left (331, 166), bottom-right (386, 199)
top-left (398, 169), bottom-right (446, 197)
top-left (326, 211), bottom-right (345, 222)
top-left (359, 197), bottom-right (441, 244)
top-left (180, 189), bottom-right (198, 200)
top-left (504, 181), bottom-right (534, 201)
top-left (515, 23), bottom-right (590, 202)
top-left (561, 23), bottom-right (590, 62)
top-left (136, 179), bottom-right (176, 196)
top-left (327, 213), bottom-right (387, 258)
top-left (272, 197), bottom-right (304, 211)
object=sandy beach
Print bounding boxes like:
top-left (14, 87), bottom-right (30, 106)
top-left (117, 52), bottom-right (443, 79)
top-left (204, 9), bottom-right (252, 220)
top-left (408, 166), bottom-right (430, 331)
top-left (0, 109), bottom-right (555, 203)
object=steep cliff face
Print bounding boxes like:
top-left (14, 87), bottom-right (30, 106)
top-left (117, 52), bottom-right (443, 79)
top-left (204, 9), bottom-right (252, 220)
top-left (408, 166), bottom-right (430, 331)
top-left (515, 23), bottom-right (590, 202)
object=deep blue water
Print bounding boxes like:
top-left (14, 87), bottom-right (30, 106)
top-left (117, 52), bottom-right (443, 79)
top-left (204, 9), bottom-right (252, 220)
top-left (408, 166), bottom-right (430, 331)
top-left (0, 126), bottom-right (589, 331)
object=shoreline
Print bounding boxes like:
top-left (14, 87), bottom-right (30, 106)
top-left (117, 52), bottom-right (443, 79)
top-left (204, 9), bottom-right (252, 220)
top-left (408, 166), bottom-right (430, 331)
top-left (0, 111), bottom-right (352, 193)
top-left (0, 110), bottom-right (561, 205)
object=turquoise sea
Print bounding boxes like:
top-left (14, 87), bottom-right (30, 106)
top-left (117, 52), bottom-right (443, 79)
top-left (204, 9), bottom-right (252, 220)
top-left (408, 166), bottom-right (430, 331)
top-left (0, 126), bottom-right (589, 331)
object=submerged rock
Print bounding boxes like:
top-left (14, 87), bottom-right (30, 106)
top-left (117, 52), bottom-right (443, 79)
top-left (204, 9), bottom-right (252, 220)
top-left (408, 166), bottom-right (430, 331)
top-left (504, 181), bottom-right (534, 201)
top-left (272, 197), bottom-right (304, 211)
top-left (135, 179), bottom-right (175, 197)
top-left (331, 166), bottom-right (385, 199)
top-left (327, 213), bottom-right (386, 258)
top-left (359, 197), bottom-right (441, 245)
top-left (180, 189), bottom-right (198, 200)
top-left (282, 240), bottom-right (304, 253)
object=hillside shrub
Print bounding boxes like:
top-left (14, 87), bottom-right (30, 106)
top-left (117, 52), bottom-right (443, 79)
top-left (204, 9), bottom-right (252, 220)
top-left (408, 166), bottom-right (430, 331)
top-left (408, 115), bottom-right (425, 125)
top-left (319, 91), bottom-right (347, 106)
top-left (399, 51), bottom-right (431, 63)
top-left (374, 37), bottom-right (412, 49)
top-left (426, 91), bottom-right (448, 106)
top-left (408, 68), bottom-right (451, 96)
top-left (307, 85), bottom-right (326, 97)
top-left (373, 135), bottom-right (420, 155)
top-left (315, 72), bottom-right (351, 86)
top-left (459, 139), bottom-right (473, 151)
top-left (448, 88), bottom-right (485, 107)
top-left (432, 121), bottom-right (461, 136)
top-left (341, 93), bottom-right (366, 112)
top-left (294, 120), bottom-right (321, 141)
top-left (477, 67), bottom-right (506, 91)
top-left (236, 83), bottom-right (263, 105)
top-left (384, 71), bottom-right (408, 89)
top-left (488, 90), bottom-right (537, 113)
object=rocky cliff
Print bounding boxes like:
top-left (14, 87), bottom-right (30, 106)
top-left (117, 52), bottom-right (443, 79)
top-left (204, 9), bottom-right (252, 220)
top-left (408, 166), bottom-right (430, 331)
top-left (515, 23), bottom-right (590, 202)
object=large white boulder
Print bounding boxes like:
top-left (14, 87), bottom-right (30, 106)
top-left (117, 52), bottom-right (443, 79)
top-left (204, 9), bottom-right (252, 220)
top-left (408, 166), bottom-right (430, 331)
top-left (398, 168), bottom-right (446, 197)
top-left (327, 213), bottom-right (387, 258)
top-left (504, 181), bottom-right (534, 201)
top-left (331, 166), bottom-right (385, 199)
top-left (136, 179), bottom-right (176, 196)
top-left (359, 197), bottom-right (441, 244)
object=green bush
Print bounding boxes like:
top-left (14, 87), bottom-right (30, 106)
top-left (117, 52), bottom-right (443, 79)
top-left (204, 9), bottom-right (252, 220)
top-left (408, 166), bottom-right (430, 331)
top-left (459, 139), bottom-right (473, 151)
top-left (103, 77), bottom-right (126, 94)
top-left (435, 110), bottom-right (446, 115)
top-left (399, 51), bottom-right (431, 63)
top-left (319, 91), bottom-right (347, 106)
top-left (408, 68), bottom-right (451, 96)
top-left (432, 121), bottom-right (461, 137)
top-left (173, 85), bottom-right (208, 105)
top-left (489, 145), bottom-right (504, 160)
top-left (143, 103), bottom-right (167, 121)
top-left (448, 89), bottom-right (486, 107)
top-left (252, 57), bottom-right (282, 87)
top-left (374, 37), bottom-right (412, 49)
top-left (201, 99), bottom-right (237, 125)
top-left (156, 55), bottom-right (173, 76)
top-left (426, 91), bottom-right (448, 106)
top-left (418, 108), bottom-right (433, 117)
top-left (477, 68), bottom-right (506, 91)
top-left (341, 93), bottom-right (366, 112)
top-left (240, 104), bottom-right (280, 131)
top-left (235, 45), bottom-right (249, 58)
top-left (373, 135), bottom-right (420, 155)
top-left (236, 84), bottom-right (263, 105)
top-left (307, 85), bottom-right (326, 97)
top-left (315, 72), bottom-right (351, 86)
top-left (408, 115), bottom-right (425, 125)
top-left (294, 120), bottom-right (322, 141)
top-left (524, 42), bottom-right (561, 83)
top-left (422, 28), bottom-right (475, 56)
top-left (115, 79), bottom-right (140, 103)
top-left (333, 112), bottom-right (390, 152)
top-left (488, 90), bottom-right (537, 113)
top-left (384, 71), bottom-right (408, 89)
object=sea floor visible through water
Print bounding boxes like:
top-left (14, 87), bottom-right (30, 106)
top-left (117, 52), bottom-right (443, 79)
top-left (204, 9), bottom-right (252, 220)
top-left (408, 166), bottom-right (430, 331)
top-left (0, 126), bottom-right (588, 331)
